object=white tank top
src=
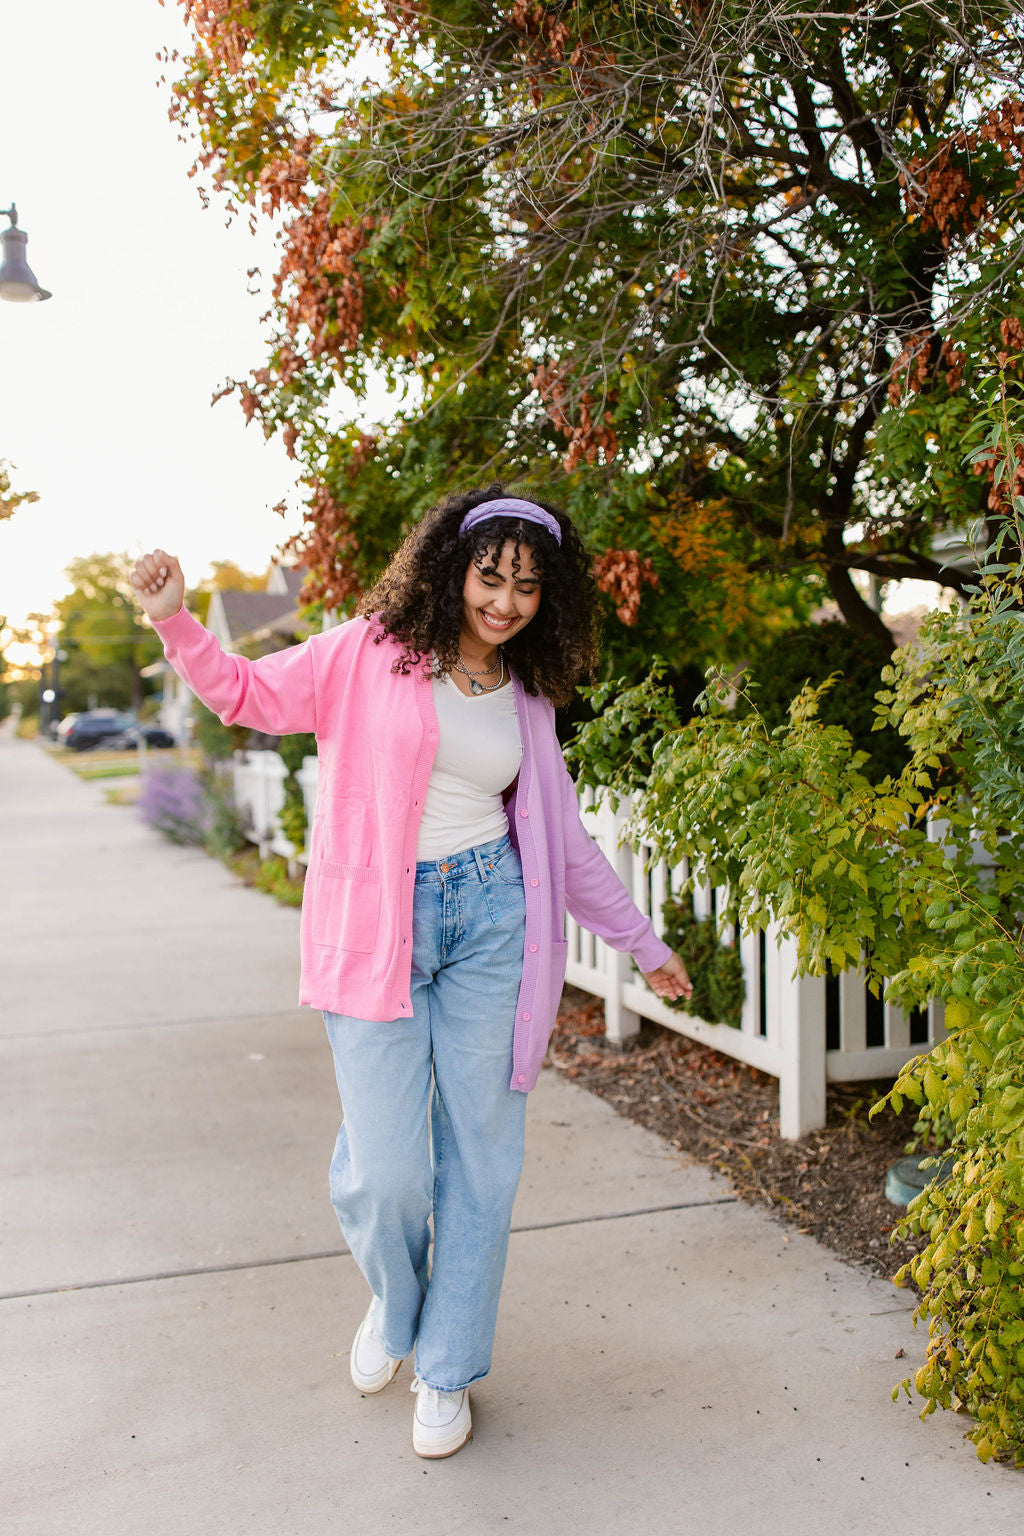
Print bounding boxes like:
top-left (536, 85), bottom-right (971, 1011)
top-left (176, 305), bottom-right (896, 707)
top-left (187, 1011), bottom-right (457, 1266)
top-left (416, 673), bottom-right (524, 860)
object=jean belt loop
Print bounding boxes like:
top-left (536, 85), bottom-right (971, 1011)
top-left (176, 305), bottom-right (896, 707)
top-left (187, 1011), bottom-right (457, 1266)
top-left (472, 844), bottom-right (488, 882)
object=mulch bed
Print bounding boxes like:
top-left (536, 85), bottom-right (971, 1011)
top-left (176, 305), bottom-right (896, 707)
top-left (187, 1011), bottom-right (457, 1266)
top-left (545, 988), bottom-right (929, 1282)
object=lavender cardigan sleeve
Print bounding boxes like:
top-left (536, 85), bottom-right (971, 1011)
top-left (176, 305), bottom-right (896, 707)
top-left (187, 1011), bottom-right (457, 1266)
top-left (556, 747), bottom-right (672, 974)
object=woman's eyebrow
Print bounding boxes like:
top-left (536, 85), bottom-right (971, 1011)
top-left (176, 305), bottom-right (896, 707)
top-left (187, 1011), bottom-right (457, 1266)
top-left (480, 567), bottom-right (540, 584)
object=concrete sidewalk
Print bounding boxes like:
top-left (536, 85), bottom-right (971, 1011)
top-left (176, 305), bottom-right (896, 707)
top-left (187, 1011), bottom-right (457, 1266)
top-left (1, 731), bottom-right (1018, 1533)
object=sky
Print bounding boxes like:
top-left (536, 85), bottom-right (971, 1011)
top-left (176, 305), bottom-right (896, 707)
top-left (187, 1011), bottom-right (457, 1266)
top-left (0, 1), bottom-right (324, 662)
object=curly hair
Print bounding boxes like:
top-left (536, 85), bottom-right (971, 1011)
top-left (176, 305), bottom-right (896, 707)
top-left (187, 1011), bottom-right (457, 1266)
top-left (356, 484), bottom-right (600, 707)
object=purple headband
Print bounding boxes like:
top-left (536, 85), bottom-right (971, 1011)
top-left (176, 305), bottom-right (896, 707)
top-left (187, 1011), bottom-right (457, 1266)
top-left (459, 497), bottom-right (562, 545)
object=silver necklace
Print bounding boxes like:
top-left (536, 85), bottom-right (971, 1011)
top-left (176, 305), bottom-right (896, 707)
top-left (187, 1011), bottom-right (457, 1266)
top-left (457, 650), bottom-right (501, 676)
top-left (452, 651), bottom-right (505, 694)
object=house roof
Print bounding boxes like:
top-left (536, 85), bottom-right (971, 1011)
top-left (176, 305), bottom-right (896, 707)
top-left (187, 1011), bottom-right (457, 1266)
top-left (216, 590), bottom-right (300, 643)
top-left (274, 564), bottom-right (307, 599)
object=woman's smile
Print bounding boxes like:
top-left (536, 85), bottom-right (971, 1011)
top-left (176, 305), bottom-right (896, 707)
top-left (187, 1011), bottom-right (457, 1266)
top-left (460, 540), bottom-right (542, 660)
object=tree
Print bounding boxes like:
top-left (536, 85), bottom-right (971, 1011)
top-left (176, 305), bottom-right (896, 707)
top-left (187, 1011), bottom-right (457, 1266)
top-left (168, 0), bottom-right (1024, 664)
top-left (0, 458), bottom-right (38, 522)
top-left (54, 554), bottom-right (163, 714)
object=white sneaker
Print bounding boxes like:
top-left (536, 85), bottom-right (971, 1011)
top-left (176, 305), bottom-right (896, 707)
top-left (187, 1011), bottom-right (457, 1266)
top-left (350, 1299), bottom-right (403, 1394)
top-left (410, 1376), bottom-right (473, 1458)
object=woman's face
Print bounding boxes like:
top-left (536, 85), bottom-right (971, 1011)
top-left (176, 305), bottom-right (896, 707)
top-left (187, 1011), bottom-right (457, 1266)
top-left (461, 539), bottom-right (542, 651)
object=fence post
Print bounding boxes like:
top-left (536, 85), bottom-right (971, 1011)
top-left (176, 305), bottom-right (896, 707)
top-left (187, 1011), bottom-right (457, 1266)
top-left (599, 795), bottom-right (642, 1045)
top-left (604, 947), bottom-right (642, 1044)
top-left (776, 935), bottom-right (827, 1138)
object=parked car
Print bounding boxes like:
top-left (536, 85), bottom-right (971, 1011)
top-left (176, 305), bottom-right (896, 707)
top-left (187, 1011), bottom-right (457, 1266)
top-left (107, 723), bottom-right (176, 750)
top-left (64, 710), bottom-right (137, 752)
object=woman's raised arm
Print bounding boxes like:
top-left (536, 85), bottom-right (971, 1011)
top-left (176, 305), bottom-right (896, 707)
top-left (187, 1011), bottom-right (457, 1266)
top-left (130, 547), bottom-right (318, 738)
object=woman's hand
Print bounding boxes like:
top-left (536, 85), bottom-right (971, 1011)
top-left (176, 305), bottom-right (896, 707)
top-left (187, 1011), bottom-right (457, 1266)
top-left (642, 952), bottom-right (694, 1004)
top-left (130, 549), bottom-right (186, 623)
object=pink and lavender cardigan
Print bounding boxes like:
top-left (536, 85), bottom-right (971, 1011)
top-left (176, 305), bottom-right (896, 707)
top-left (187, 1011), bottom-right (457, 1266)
top-left (153, 608), bottom-right (671, 1091)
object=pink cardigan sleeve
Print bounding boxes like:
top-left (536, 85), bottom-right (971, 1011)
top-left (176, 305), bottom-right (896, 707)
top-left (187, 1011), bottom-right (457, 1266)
top-left (152, 606), bottom-right (317, 736)
top-left (557, 751), bottom-right (672, 974)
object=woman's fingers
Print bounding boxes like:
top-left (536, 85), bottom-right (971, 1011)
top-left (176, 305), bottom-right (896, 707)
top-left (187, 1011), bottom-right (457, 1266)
top-left (129, 550), bottom-right (185, 620)
top-left (643, 954), bottom-right (694, 1002)
top-left (131, 551), bottom-right (169, 594)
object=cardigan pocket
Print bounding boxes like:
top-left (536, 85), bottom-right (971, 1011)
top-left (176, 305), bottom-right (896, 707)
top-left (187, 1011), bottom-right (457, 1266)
top-left (314, 861), bottom-right (381, 953)
top-left (543, 937), bottom-right (569, 1021)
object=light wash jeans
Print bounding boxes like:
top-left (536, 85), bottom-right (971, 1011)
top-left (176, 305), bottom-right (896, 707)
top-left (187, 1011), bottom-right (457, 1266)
top-left (323, 832), bottom-right (528, 1391)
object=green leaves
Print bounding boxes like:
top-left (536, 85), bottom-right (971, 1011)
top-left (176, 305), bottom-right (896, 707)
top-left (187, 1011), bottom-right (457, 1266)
top-left (570, 389), bottom-right (1024, 1462)
top-left (659, 896), bottom-right (745, 1029)
top-left (169, 0), bottom-right (1024, 665)
top-left (565, 661), bottom-right (682, 808)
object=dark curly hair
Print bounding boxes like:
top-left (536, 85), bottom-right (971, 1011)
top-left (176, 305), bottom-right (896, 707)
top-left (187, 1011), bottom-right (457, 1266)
top-left (357, 485), bottom-right (600, 707)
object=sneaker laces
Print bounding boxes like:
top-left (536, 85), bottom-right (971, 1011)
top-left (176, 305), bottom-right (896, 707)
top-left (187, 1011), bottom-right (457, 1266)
top-left (410, 1376), bottom-right (461, 1415)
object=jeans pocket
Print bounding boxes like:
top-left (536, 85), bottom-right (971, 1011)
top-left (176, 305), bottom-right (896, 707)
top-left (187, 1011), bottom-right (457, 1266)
top-left (483, 867), bottom-right (526, 928)
top-left (314, 862), bottom-right (382, 952)
top-left (489, 845), bottom-right (524, 887)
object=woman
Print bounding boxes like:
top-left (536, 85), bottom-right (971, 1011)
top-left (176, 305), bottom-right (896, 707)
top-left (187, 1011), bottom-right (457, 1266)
top-left (131, 488), bottom-right (691, 1460)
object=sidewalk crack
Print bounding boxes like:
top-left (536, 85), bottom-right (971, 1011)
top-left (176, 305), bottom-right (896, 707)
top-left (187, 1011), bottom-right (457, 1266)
top-left (0, 1198), bottom-right (738, 1301)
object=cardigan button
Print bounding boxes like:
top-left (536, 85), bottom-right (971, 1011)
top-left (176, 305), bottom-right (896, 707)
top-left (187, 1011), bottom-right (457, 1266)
top-left (528, 943), bottom-right (538, 953)
top-left (521, 1011), bottom-right (531, 1022)
top-left (530, 878), bottom-right (539, 887)
top-left (517, 1074), bottom-right (526, 1085)
top-left (520, 808), bottom-right (529, 817)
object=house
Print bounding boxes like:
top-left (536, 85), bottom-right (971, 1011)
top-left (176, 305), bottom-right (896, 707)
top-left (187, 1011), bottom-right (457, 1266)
top-left (205, 563), bottom-right (309, 653)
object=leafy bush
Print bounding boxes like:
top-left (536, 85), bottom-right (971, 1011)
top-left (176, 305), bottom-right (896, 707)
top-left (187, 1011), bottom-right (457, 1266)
top-left (276, 733), bottom-right (317, 855)
top-left (569, 376), bottom-right (1024, 1465)
top-left (743, 620), bottom-right (909, 782)
top-left (138, 761), bottom-right (247, 861)
top-left (660, 896), bottom-right (744, 1029)
top-left (191, 700), bottom-right (249, 762)
top-left (137, 764), bottom-right (209, 845)
top-left (201, 767), bottom-right (248, 860)
top-left (253, 854), bottom-right (305, 906)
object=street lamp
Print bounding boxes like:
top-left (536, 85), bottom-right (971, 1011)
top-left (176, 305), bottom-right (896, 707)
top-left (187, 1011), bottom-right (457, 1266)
top-left (0, 204), bottom-right (51, 302)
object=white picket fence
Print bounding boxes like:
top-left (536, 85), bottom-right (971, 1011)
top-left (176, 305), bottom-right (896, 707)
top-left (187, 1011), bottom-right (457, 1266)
top-left (566, 787), bottom-right (946, 1138)
top-left (229, 751), bottom-right (945, 1139)
top-left (229, 749), bottom-right (320, 865)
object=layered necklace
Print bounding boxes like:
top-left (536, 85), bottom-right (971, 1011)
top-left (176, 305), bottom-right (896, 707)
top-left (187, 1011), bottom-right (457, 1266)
top-left (452, 648), bottom-right (506, 695)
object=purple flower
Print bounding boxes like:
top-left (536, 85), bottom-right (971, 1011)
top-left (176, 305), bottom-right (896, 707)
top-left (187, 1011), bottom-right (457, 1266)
top-left (137, 764), bottom-right (211, 846)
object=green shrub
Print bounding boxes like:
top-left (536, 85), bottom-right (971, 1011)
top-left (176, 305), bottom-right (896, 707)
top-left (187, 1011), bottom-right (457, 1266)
top-left (192, 700), bottom-right (249, 762)
top-left (276, 732), bottom-right (316, 855)
top-left (201, 768), bottom-right (248, 860)
top-left (660, 896), bottom-right (744, 1028)
top-left (253, 855), bottom-right (305, 906)
top-left (569, 375), bottom-right (1024, 1466)
top-left (743, 619), bottom-right (908, 782)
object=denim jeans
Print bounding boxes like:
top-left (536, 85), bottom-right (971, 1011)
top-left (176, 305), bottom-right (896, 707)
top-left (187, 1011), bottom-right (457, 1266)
top-left (323, 832), bottom-right (528, 1391)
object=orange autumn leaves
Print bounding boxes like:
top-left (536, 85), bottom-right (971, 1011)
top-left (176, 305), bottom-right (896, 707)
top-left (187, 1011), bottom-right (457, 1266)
top-left (595, 497), bottom-right (757, 635)
top-left (900, 98), bottom-right (1024, 250)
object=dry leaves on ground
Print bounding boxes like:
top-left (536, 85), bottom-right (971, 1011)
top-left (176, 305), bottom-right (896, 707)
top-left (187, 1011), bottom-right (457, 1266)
top-left (545, 990), bottom-right (928, 1279)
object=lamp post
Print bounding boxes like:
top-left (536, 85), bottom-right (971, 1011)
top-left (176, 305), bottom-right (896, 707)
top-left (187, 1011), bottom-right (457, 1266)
top-left (0, 204), bottom-right (51, 302)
